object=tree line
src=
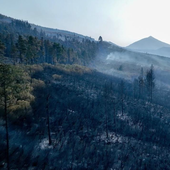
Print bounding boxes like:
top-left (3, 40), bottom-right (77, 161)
top-left (0, 15), bottom-right (98, 66)
top-left (0, 34), bottom-right (83, 65)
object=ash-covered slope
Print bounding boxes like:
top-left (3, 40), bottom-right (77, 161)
top-left (1, 64), bottom-right (170, 169)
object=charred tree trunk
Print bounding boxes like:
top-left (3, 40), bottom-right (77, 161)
top-left (4, 86), bottom-right (10, 170)
top-left (46, 94), bottom-right (52, 145)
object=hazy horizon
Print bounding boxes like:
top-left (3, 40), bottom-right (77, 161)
top-left (0, 0), bottom-right (170, 46)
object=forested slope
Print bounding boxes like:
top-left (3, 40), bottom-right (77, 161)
top-left (1, 14), bottom-right (170, 170)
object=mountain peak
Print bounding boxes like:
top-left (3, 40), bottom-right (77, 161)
top-left (148, 36), bottom-right (154, 39)
top-left (127, 36), bottom-right (170, 51)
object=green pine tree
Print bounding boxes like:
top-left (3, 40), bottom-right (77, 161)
top-left (0, 40), bottom-right (5, 62)
top-left (17, 35), bottom-right (26, 63)
top-left (0, 64), bottom-right (34, 169)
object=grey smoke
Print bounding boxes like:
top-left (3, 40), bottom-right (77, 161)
top-left (93, 50), bottom-right (170, 88)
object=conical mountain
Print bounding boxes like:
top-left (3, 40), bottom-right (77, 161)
top-left (127, 36), bottom-right (170, 51)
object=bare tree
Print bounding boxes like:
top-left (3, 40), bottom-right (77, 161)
top-left (145, 65), bottom-right (155, 102)
top-left (46, 81), bottom-right (52, 145)
top-left (138, 67), bottom-right (144, 99)
top-left (119, 80), bottom-right (125, 116)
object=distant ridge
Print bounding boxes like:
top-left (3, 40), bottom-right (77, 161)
top-left (126, 36), bottom-right (170, 57)
top-left (30, 24), bottom-right (95, 42)
top-left (127, 36), bottom-right (170, 51)
top-left (0, 13), bottom-right (94, 42)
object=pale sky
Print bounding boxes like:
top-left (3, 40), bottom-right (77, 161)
top-left (0, 0), bottom-right (170, 46)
